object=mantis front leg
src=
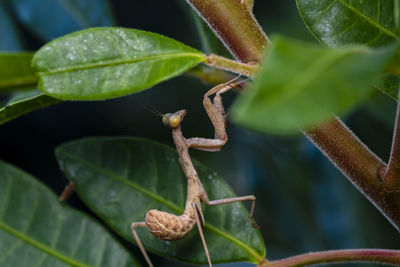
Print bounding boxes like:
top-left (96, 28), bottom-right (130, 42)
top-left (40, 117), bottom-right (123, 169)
top-left (186, 80), bottom-right (243, 152)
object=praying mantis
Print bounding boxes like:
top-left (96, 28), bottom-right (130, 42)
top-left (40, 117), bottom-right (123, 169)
top-left (131, 79), bottom-right (257, 267)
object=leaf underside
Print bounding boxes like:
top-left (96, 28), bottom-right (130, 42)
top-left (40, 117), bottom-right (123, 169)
top-left (0, 160), bottom-right (139, 267)
top-left (56, 137), bottom-right (266, 264)
top-left (33, 27), bottom-right (206, 100)
top-left (0, 89), bottom-right (60, 126)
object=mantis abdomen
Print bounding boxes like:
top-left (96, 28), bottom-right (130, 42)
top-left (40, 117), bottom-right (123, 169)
top-left (145, 209), bottom-right (195, 241)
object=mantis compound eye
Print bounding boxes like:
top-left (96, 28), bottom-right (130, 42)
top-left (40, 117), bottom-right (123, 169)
top-left (162, 110), bottom-right (186, 128)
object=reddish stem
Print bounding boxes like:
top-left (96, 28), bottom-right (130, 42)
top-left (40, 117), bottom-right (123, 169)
top-left (185, 0), bottom-right (269, 62)
top-left (305, 118), bottom-right (400, 231)
top-left (305, 117), bottom-right (385, 187)
top-left (384, 87), bottom-right (400, 191)
top-left (261, 249), bottom-right (400, 267)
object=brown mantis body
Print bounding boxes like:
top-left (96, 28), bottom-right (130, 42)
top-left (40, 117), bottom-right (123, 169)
top-left (131, 80), bottom-right (256, 267)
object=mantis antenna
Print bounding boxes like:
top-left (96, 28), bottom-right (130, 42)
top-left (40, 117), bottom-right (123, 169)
top-left (130, 79), bottom-right (256, 267)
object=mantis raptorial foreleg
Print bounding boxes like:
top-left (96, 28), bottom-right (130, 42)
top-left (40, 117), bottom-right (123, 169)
top-left (59, 80), bottom-right (244, 202)
top-left (186, 79), bottom-right (243, 152)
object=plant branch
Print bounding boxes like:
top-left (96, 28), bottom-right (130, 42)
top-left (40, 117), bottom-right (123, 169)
top-left (384, 87), bottom-right (400, 191)
top-left (305, 119), bottom-right (400, 231)
top-left (185, 0), bottom-right (269, 63)
top-left (260, 249), bottom-right (400, 267)
top-left (205, 54), bottom-right (259, 77)
top-left (304, 118), bottom-right (385, 187)
top-left (184, 0), bottom-right (400, 231)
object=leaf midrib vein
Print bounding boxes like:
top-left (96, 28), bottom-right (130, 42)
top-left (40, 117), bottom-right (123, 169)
top-left (336, 0), bottom-right (398, 38)
top-left (38, 52), bottom-right (205, 76)
top-left (0, 221), bottom-right (91, 267)
top-left (59, 150), bottom-right (264, 262)
top-left (60, 150), bottom-right (181, 212)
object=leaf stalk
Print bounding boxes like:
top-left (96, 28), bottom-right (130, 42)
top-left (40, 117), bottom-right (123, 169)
top-left (205, 54), bottom-right (259, 77)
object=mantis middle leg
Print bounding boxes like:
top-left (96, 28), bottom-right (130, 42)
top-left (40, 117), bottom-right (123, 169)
top-left (205, 195), bottom-right (256, 218)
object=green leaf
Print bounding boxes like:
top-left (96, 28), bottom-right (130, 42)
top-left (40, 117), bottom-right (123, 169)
top-left (55, 137), bottom-right (265, 264)
top-left (296, 0), bottom-right (400, 98)
top-left (296, 0), bottom-right (399, 47)
top-left (376, 74), bottom-right (400, 99)
top-left (0, 89), bottom-right (60, 126)
top-left (0, 53), bottom-right (37, 91)
top-left (0, 160), bottom-right (140, 267)
top-left (33, 27), bottom-right (206, 100)
top-left (231, 35), bottom-right (399, 135)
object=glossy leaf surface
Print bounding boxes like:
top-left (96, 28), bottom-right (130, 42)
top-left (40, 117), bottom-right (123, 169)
top-left (376, 74), bottom-right (400, 99)
top-left (33, 27), bottom-right (206, 100)
top-left (0, 89), bottom-right (60, 126)
top-left (296, 0), bottom-right (399, 47)
top-left (0, 53), bottom-right (37, 91)
top-left (296, 0), bottom-right (400, 99)
top-left (11, 0), bottom-right (115, 41)
top-left (0, 160), bottom-right (139, 267)
top-left (56, 137), bottom-right (265, 264)
top-left (231, 35), bottom-right (399, 134)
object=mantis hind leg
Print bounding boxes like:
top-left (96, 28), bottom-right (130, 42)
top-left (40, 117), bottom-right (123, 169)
top-left (59, 182), bottom-right (75, 202)
top-left (131, 222), bottom-right (154, 267)
top-left (192, 202), bottom-right (212, 267)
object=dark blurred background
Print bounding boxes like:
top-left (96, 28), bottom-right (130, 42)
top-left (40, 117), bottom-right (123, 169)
top-left (0, 0), bottom-right (399, 266)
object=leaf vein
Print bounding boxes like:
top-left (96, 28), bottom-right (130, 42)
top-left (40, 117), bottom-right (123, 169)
top-left (95, 231), bottom-right (107, 267)
top-left (0, 176), bottom-right (12, 219)
top-left (0, 221), bottom-right (91, 267)
top-left (317, 0), bottom-right (338, 15)
top-left (336, 0), bottom-right (398, 38)
top-left (0, 239), bottom-right (23, 263)
top-left (70, 218), bottom-right (87, 258)
top-left (38, 53), bottom-right (205, 76)
top-left (329, 18), bottom-right (360, 39)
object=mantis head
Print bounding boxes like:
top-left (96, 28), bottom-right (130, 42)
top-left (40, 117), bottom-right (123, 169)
top-left (162, 110), bottom-right (187, 128)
